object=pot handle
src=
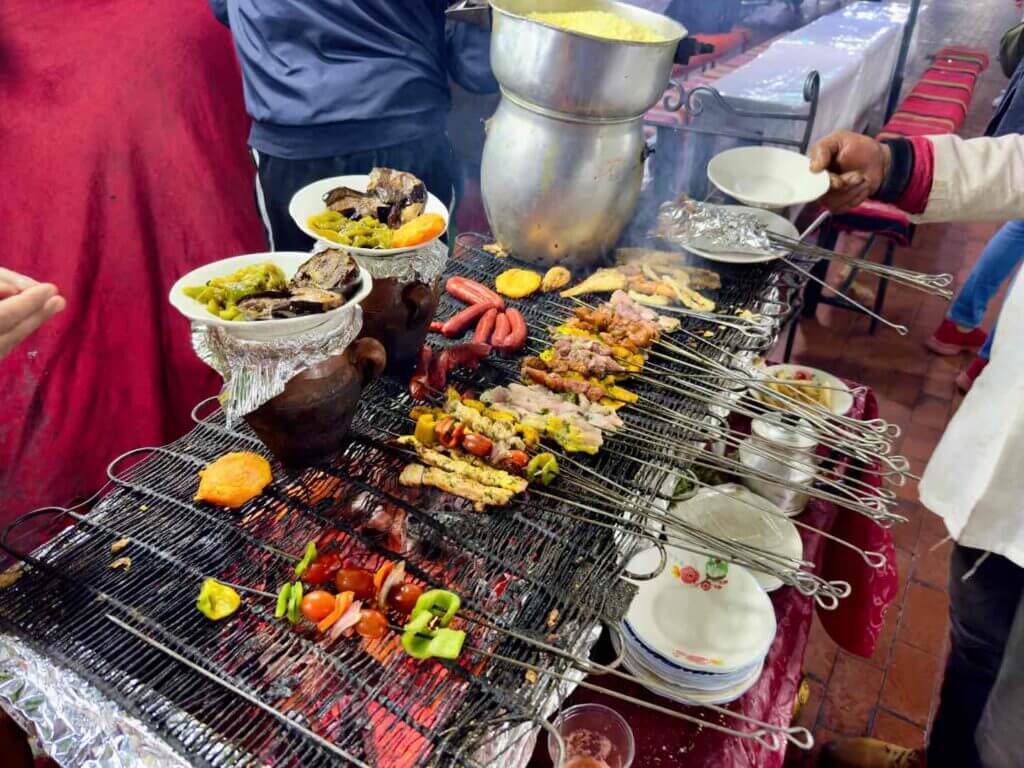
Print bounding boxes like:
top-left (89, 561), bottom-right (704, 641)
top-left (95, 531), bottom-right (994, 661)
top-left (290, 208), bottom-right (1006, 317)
top-left (347, 337), bottom-right (387, 388)
top-left (675, 37), bottom-right (714, 66)
top-left (402, 281), bottom-right (436, 330)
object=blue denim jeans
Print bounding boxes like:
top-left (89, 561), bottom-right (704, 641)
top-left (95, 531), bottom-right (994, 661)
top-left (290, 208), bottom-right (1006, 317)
top-left (947, 220), bottom-right (1024, 360)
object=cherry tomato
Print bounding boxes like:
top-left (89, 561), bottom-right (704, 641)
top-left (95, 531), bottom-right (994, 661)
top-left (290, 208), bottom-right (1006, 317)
top-left (461, 433), bottom-right (493, 458)
top-left (387, 582), bottom-right (424, 614)
top-left (335, 568), bottom-right (375, 601)
top-left (300, 590), bottom-right (336, 622)
top-left (500, 450), bottom-right (529, 471)
top-left (435, 417), bottom-right (464, 449)
top-left (355, 609), bottom-right (388, 640)
top-left (302, 552), bottom-right (343, 586)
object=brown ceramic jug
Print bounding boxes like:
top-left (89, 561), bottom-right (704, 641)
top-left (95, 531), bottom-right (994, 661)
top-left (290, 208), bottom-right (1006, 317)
top-left (359, 277), bottom-right (440, 377)
top-left (244, 337), bottom-right (386, 466)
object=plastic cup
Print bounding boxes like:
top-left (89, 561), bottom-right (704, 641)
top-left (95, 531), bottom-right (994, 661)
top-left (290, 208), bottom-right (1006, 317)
top-left (546, 703), bottom-right (635, 768)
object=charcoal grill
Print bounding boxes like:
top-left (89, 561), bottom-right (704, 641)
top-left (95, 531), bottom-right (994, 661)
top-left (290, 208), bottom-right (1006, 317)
top-left (0, 232), bottom-right (826, 766)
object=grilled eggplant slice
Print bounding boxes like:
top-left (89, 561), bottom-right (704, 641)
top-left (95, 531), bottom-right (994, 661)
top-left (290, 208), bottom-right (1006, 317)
top-left (367, 167), bottom-right (427, 227)
top-left (289, 249), bottom-right (361, 299)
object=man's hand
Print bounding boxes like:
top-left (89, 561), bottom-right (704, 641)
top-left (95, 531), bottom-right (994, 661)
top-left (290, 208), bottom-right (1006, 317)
top-left (0, 268), bottom-right (66, 360)
top-left (808, 130), bottom-right (892, 212)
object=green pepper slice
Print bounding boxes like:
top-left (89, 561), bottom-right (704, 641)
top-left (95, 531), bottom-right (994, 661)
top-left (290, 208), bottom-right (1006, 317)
top-left (196, 578), bottom-right (240, 621)
top-left (526, 452), bottom-right (559, 486)
top-left (274, 583), bottom-right (292, 619)
top-left (293, 541), bottom-right (318, 579)
top-left (427, 629), bottom-right (466, 660)
top-left (401, 612), bottom-right (435, 659)
top-left (411, 589), bottom-right (461, 628)
top-left (287, 582), bottom-right (304, 624)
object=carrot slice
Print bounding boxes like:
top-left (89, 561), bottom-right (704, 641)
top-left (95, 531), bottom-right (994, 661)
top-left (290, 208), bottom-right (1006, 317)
top-left (318, 590), bottom-right (355, 633)
top-left (373, 562), bottom-right (394, 595)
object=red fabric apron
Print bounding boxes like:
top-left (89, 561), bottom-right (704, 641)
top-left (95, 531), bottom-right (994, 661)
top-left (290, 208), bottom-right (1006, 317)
top-left (0, 2), bottom-right (263, 522)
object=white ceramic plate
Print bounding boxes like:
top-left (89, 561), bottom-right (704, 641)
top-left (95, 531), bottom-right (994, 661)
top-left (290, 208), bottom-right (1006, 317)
top-left (708, 146), bottom-right (829, 209)
top-left (753, 363), bottom-right (854, 416)
top-left (622, 621), bottom-right (761, 689)
top-left (614, 631), bottom-right (763, 706)
top-left (668, 484), bottom-right (803, 592)
top-left (169, 252), bottom-right (372, 341)
top-left (624, 546), bottom-right (776, 673)
top-left (288, 174), bottom-right (449, 256)
top-left (682, 205), bottom-right (799, 264)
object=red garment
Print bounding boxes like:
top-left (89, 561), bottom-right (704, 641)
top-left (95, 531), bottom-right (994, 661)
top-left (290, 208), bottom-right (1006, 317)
top-left (0, 3), bottom-right (263, 521)
top-left (897, 136), bottom-right (937, 214)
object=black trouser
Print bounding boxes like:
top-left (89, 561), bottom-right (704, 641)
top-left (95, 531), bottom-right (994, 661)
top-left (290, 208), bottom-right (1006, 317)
top-left (252, 132), bottom-right (457, 253)
top-left (928, 544), bottom-right (1024, 768)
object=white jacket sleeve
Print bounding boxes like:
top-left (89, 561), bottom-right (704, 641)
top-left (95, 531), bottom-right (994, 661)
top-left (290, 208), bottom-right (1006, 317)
top-left (916, 134), bottom-right (1024, 223)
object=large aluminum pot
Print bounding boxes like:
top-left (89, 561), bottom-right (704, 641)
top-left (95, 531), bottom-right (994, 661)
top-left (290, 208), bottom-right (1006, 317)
top-left (481, 93), bottom-right (645, 268)
top-left (490, 0), bottom-right (686, 119)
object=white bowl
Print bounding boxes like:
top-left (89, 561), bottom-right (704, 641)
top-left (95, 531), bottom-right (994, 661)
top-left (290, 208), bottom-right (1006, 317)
top-left (682, 205), bottom-right (800, 264)
top-left (169, 251), bottom-right (372, 341)
top-left (288, 174), bottom-right (449, 256)
top-left (708, 146), bottom-right (829, 209)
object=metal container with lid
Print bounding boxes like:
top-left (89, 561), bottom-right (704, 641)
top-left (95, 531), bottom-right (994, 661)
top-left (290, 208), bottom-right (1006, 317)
top-left (482, 1), bottom-right (694, 268)
top-left (738, 414), bottom-right (820, 516)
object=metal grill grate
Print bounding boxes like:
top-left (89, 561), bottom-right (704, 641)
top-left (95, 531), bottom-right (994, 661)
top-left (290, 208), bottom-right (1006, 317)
top-left (0, 234), bottom-right (804, 766)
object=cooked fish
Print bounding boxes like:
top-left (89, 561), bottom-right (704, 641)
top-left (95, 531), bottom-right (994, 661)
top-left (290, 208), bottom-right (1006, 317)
top-left (367, 167), bottom-right (426, 227)
top-left (323, 187), bottom-right (390, 221)
top-left (289, 249), bottom-right (361, 298)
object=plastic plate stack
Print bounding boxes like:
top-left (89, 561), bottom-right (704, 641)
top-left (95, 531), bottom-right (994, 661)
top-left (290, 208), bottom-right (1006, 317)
top-left (619, 546), bottom-right (777, 705)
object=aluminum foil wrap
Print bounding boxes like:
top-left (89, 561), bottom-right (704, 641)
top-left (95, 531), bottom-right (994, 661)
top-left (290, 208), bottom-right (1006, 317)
top-left (352, 238), bottom-right (448, 283)
top-left (191, 302), bottom-right (363, 425)
top-left (655, 197), bottom-right (777, 254)
top-left (0, 634), bottom-right (187, 768)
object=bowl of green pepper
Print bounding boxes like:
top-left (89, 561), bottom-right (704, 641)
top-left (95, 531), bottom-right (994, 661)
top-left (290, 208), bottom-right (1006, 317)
top-left (170, 251), bottom-right (372, 341)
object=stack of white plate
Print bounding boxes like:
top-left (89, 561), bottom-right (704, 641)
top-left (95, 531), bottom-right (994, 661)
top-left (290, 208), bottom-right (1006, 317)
top-left (620, 546), bottom-right (777, 705)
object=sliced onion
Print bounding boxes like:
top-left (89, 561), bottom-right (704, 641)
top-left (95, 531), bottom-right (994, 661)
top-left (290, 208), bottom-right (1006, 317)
top-left (378, 560), bottom-right (406, 610)
top-left (328, 599), bottom-right (363, 642)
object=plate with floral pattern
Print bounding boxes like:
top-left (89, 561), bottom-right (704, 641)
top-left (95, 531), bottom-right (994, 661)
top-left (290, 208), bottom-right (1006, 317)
top-left (624, 546), bottom-right (776, 674)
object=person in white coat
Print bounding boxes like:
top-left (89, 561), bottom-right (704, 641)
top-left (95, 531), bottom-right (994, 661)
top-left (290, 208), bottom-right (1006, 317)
top-left (806, 129), bottom-right (1024, 768)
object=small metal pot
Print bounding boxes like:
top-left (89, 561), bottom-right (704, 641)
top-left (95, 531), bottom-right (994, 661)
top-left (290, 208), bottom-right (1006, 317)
top-left (738, 415), bottom-right (819, 516)
top-left (481, 93), bottom-right (646, 268)
top-left (490, 0), bottom-right (686, 119)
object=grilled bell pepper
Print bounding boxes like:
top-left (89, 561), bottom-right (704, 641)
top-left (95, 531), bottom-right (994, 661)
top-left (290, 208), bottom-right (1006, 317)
top-left (317, 590), bottom-right (354, 633)
top-left (411, 589), bottom-right (461, 628)
top-left (501, 450), bottom-right (529, 471)
top-left (274, 583), bottom-right (292, 619)
top-left (436, 417), bottom-right (464, 449)
top-left (414, 414), bottom-right (437, 446)
top-left (401, 613), bottom-right (466, 660)
top-left (196, 578), bottom-right (240, 621)
top-left (293, 541), bottom-right (318, 579)
top-left (287, 582), bottom-right (304, 624)
top-left (526, 452), bottom-right (559, 486)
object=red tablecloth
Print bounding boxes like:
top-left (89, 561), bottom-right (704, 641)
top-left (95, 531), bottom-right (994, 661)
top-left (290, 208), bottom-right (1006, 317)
top-left (0, 2), bottom-right (264, 523)
top-left (529, 384), bottom-right (899, 768)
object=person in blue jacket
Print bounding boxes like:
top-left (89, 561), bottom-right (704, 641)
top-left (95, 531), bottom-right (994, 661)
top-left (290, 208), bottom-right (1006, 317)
top-left (209, 1), bottom-right (498, 251)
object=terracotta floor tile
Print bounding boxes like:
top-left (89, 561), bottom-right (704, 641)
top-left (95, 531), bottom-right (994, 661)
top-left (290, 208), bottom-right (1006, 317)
top-left (919, 510), bottom-right (950, 549)
top-left (820, 653), bottom-right (885, 734)
top-left (897, 583), bottom-right (950, 657)
top-left (878, 372), bottom-right (926, 409)
top-left (922, 369), bottom-right (957, 400)
top-left (895, 548), bottom-right (912, 600)
top-left (793, 677), bottom-right (826, 732)
top-left (899, 424), bottom-right (944, 461)
top-left (868, 596), bottom-right (902, 668)
top-left (910, 397), bottom-right (952, 431)
top-left (880, 642), bottom-right (942, 726)
top-left (890, 502), bottom-right (923, 554)
top-left (913, 536), bottom-right (952, 591)
top-left (804, 614), bottom-right (839, 683)
top-left (926, 357), bottom-right (960, 382)
top-left (872, 709), bottom-right (927, 751)
top-left (894, 477), bottom-right (920, 504)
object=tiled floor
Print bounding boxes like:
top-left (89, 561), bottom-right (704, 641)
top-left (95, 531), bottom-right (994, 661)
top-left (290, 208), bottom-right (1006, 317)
top-left (778, 0), bottom-right (1022, 763)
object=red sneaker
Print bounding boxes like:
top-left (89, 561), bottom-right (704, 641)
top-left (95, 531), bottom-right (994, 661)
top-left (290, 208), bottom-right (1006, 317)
top-left (956, 356), bottom-right (989, 392)
top-left (926, 318), bottom-right (988, 355)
